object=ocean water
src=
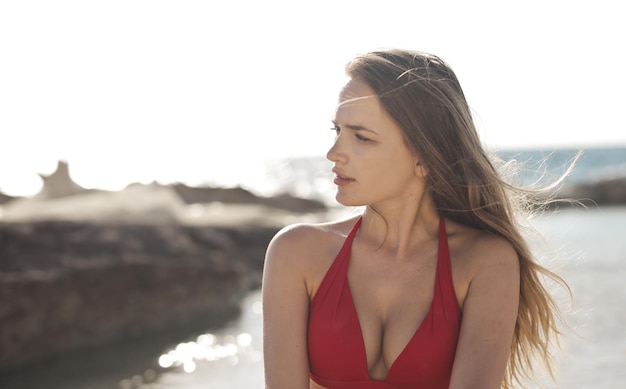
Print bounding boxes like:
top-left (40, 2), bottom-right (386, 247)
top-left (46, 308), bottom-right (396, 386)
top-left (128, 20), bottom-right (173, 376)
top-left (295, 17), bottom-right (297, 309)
top-left (530, 206), bottom-right (626, 388)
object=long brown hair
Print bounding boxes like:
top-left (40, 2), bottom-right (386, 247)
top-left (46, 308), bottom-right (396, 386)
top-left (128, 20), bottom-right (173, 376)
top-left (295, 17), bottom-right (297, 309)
top-left (346, 49), bottom-right (571, 388)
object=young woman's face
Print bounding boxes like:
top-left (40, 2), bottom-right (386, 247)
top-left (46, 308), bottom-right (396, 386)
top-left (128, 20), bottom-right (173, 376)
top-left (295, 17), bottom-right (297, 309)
top-left (328, 78), bottom-right (423, 207)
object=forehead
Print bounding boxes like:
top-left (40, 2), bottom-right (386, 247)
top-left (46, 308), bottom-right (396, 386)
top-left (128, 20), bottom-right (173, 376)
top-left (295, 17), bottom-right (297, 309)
top-left (334, 78), bottom-right (410, 144)
top-left (338, 78), bottom-right (376, 104)
top-left (335, 78), bottom-right (384, 118)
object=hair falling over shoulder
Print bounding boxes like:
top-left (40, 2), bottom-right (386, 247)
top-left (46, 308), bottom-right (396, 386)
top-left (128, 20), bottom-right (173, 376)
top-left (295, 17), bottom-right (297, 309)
top-left (346, 49), bottom-right (573, 388)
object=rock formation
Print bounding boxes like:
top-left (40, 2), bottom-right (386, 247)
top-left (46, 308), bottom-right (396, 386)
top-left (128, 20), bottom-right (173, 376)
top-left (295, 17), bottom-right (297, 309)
top-left (0, 160), bottom-right (331, 374)
top-left (171, 183), bottom-right (327, 212)
top-left (36, 160), bottom-right (88, 199)
top-left (1, 184), bottom-right (186, 224)
top-left (0, 219), bottom-right (279, 372)
top-left (558, 176), bottom-right (626, 206)
top-left (0, 192), bottom-right (14, 205)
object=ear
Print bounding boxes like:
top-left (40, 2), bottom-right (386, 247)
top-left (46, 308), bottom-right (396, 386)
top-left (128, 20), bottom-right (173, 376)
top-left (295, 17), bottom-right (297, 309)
top-left (414, 158), bottom-right (428, 178)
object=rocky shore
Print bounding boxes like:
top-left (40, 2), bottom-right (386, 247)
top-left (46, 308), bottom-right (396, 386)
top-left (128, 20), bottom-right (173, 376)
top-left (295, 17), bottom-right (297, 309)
top-left (0, 162), bottom-right (330, 374)
top-left (0, 218), bottom-right (281, 373)
top-left (556, 175), bottom-right (626, 206)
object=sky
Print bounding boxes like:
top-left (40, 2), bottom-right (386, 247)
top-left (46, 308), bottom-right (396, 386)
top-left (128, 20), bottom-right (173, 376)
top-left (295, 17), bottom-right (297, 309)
top-left (1, 0), bottom-right (625, 196)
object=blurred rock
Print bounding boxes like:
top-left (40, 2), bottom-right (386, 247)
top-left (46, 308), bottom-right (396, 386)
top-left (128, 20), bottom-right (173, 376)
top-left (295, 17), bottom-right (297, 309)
top-left (171, 184), bottom-right (264, 205)
top-left (0, 192), bottom-right (15, 205)
top-left (557, 175), bottom-right (626, 206)
top-left (0, 160), bottom-right (332, 372)
top-left (171, 183), bottom-right (327, 213)
top-left (0, 219), bottom-right (279, 372)
top-left (0, 159), bottom-right (327, 223)
top-left (36, 160), bottom-right (88, 199)
top-left (1, 184), bottom-right (185, 224)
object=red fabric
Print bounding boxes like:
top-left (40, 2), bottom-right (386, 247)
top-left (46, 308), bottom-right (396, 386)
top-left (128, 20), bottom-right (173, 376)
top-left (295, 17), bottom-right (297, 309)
top-left (308, 216), bottom-right (461, 389)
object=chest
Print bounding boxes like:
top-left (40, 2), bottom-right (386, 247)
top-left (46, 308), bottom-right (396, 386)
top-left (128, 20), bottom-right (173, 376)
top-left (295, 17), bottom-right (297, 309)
top-left (307, 234), bottom-right (461, 385)
top-left (347, 243), bottom-right (438, 319)
top-left (347, 245), bottom-right (439, 375)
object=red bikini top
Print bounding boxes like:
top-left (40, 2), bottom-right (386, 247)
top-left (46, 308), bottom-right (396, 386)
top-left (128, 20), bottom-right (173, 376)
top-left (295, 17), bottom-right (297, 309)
top-left (308, 216), bottom-right (461, 389)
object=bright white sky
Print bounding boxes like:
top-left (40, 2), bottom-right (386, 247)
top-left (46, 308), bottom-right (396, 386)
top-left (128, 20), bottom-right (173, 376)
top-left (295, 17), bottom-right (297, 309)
top-left (1, 0), bottom-right (625, 196)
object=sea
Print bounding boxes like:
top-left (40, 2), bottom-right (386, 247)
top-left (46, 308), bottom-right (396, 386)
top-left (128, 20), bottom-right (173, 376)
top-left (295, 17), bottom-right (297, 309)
top-left (1, 146), bottom-right (625, 388)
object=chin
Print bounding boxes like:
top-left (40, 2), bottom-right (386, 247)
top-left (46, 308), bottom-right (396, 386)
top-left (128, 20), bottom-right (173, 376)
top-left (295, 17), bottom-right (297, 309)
top-left (335, 193), bottom-right (366, 207)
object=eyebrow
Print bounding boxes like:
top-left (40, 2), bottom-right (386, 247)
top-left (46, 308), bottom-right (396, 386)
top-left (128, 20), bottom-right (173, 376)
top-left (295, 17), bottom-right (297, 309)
top-left (332, 120), bottom-right (378, 135)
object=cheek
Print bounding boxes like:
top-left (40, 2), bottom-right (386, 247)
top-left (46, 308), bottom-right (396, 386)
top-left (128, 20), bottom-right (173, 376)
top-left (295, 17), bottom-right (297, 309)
top-left (367, 155), bottom-right (414, 185)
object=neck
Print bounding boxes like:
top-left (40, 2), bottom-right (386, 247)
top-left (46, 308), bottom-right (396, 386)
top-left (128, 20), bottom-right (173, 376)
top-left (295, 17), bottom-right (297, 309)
top-left (359, 191), bottom-right (440, 255)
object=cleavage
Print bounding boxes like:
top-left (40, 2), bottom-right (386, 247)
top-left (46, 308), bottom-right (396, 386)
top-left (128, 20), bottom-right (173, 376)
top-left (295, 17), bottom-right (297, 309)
top-left (347, 254), bottom-right (437, 379)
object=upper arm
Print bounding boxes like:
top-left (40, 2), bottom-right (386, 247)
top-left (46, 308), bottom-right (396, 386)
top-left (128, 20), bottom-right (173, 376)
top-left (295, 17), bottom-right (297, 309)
top-left (449, 236), bottom-right (520, 389)
top-left (262, 225), bottom-right (315, 389)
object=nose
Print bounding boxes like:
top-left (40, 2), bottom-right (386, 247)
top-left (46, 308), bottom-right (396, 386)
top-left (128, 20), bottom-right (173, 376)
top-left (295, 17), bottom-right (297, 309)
top-left (326, 134), bottom-right (347, 164)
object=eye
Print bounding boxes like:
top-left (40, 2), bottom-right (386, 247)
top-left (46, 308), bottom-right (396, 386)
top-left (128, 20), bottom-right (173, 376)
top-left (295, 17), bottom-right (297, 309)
top-left (330, 125), bottom-right (341, 135)
top-left (355, 133), bottom-right (370, 142)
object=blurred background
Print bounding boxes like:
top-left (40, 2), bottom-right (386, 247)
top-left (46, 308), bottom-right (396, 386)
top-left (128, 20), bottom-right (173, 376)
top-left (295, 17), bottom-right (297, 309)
top-left (1, 0), bottom-right (625, 388)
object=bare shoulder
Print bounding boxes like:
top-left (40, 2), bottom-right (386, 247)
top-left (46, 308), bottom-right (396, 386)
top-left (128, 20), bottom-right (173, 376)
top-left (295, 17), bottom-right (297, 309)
top-left (445, 219), bottom-right (520, 305)
top-left (264, 215), bottom-right (361, 294)
top-left (266, 215), bottom-right (359, 258)
top-left (447, 219), bottom-right (518, 267)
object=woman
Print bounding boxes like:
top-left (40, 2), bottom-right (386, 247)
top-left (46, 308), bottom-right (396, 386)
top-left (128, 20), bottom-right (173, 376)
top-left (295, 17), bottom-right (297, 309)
top-left (262, 49), bottom-right (567, 389)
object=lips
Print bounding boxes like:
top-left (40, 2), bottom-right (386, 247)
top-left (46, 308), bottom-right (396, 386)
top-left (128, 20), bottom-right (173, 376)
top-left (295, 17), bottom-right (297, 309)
top-left (332, 169), bottom-right (355, 186)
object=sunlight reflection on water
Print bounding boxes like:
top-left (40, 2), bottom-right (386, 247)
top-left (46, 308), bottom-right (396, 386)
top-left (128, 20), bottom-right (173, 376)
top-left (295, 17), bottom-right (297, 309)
top-left (156, 332), bottom-right (255, 372)
top-left (133, 290), bottom-right (265, 389)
